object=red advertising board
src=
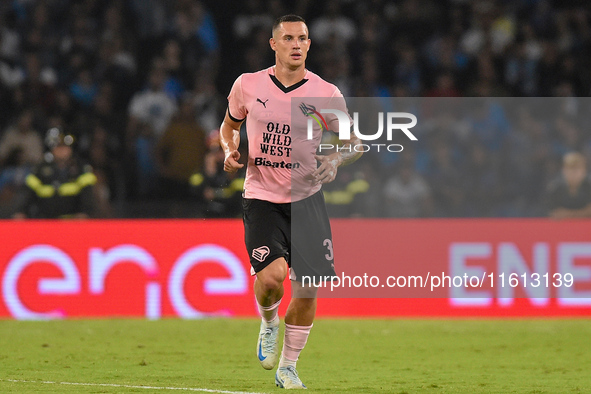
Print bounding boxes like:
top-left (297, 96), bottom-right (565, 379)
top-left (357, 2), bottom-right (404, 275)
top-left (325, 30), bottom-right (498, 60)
top-left (0, 219), bottom-right (590, 319)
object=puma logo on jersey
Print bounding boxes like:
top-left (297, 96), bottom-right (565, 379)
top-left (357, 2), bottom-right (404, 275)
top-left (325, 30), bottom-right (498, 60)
top-left (257, 98), bottom-right (269, 108)
top-left (252, 246), bottom-right (270, 262)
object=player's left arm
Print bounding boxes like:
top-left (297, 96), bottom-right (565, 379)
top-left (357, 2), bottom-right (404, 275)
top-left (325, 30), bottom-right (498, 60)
top-left (312, 133), bottom-right (362, 184)
top-left (312, 88), bottom-right (362, 184)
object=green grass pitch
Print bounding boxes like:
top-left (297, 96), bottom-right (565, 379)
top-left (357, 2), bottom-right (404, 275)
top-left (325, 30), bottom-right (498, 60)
top-left (0, 318), bottom-right (589, 393)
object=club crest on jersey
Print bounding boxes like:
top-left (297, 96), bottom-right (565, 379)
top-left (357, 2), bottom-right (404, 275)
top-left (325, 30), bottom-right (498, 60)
top-left (252, 246), bottom-right (270, 262)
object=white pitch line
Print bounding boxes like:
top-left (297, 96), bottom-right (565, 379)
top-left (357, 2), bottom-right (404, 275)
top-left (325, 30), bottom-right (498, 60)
top-left (1, 379), bottom-right (265, 394)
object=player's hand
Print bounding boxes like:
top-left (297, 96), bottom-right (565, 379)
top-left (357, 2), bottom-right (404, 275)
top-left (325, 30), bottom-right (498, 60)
top-left (224, 150), bottom-right (244, 173)
top-left (312, 153), bottom-right (342, 184)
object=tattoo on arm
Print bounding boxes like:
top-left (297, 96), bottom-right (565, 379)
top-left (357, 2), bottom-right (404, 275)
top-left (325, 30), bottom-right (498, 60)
top-left (337, 137), bottom-right (363, 166)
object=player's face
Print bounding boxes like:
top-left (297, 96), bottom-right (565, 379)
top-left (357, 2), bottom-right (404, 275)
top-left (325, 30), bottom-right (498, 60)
top-left (270, 22), bottom-right (310, 69)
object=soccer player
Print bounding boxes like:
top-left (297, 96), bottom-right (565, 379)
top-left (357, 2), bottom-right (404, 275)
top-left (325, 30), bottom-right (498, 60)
top-left (220, 15), bottom-right (361, 389)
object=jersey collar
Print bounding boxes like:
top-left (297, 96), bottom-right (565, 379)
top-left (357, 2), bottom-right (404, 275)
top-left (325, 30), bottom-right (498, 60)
top-left (269, 67), bottom-right (309, 93)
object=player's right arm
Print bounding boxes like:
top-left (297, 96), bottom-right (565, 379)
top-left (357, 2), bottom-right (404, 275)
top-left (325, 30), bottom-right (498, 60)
top-left (220, 109), bottom-right (245, 173)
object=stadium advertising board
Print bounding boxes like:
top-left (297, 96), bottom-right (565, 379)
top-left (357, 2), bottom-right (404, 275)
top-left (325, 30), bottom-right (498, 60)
top-left (0, 219), bottom-right (590, 319)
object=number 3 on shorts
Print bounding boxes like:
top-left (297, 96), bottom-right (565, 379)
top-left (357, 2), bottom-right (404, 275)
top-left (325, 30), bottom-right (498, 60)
top-left (323, 239), bottom-right (334, 261)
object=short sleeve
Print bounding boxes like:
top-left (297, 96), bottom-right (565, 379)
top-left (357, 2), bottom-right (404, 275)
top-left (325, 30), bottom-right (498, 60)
top-left (227, 75), bottom-right (247, 122)
top-left (325, 86), bottom-right (354, 134)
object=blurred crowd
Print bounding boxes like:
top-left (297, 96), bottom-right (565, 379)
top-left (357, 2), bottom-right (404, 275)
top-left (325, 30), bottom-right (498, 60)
top-left (0, 0), bottom-right (590, 218)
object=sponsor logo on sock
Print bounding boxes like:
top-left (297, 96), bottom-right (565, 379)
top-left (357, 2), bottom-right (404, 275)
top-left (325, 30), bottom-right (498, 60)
top-left (252, 246), bottom-right (270, 262)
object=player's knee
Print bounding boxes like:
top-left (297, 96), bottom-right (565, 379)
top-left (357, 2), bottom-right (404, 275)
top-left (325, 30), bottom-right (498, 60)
top-left (257, 274), bottom-right (283, 293)
top-left (257, 263), bottom-right (287, 293)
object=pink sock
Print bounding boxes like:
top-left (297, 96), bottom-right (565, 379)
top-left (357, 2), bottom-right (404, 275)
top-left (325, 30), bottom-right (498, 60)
top-left (279, 323), bottom-right (313, 368)
top-left (257, 299), bottom-right (281, 324)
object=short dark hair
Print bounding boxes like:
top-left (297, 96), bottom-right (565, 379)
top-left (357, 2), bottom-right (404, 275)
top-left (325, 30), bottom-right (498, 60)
top-left (272, 14), bottom-right (306, 33)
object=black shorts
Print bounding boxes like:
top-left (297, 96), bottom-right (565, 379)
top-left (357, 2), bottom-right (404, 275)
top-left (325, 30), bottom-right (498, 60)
top-left (243, 190), bottom-right (336, 282)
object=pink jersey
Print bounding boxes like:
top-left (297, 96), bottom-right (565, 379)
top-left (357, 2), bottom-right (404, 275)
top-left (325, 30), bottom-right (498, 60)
top-left (228, 66), bottom-right (349, 203)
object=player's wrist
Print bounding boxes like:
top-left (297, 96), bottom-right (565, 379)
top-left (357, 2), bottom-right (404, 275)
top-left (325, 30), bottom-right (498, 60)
top-left (223, 147), bottom-right (236, 159)
top-left (333, 152), bottom-right (344, 167)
